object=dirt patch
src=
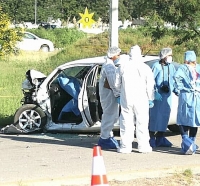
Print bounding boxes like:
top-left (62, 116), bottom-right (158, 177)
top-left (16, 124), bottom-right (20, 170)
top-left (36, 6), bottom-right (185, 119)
top-left (67, 173), bottom-right (200, 186)
top-left (109, 173), bottom-right (200, 186)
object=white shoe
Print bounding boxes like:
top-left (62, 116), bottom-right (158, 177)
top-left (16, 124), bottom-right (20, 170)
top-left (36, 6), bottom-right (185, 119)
top-left (138, 146), bottom-right (152, 153)
top-left (117, 147), bottom-right (132, 154)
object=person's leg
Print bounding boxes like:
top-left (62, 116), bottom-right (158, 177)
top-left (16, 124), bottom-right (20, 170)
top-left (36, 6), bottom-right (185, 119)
top-left (99, 89), bottom-right (118, 139)
top-left (135, 104), bottom-right (152, 153)
top-left (149, 131), bottom-right (156, 148)
top-left (189, 127), bottom-right (198, 138)
top-left (189, 127), bottom-right (198, 149)
top-left (98, 89), bottom-right (119, 149)
top-left (179, 125), bottom-right (189, 136)
top-left (117, 105), bottom-right (135, 153)
top-left (156, 131), bottom-right (164, 137)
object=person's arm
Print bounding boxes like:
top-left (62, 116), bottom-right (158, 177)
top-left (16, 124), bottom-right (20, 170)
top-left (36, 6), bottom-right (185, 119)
top-left (105, 64), bottom-right (122, 98)
top-left (173, 65), bottom-right (193, 92)
top-left (145, 64), bottom-right (155, 101)
top-left (151, 63), bottom-right (162, 101)
top-left (151, 63), bottom-right (160, 92)
top-left (170, 64), bottom-right (179, 95)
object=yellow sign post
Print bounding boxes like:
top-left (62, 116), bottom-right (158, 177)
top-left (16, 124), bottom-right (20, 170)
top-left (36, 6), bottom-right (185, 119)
top-left (78, 7), bottom-right (95, 28)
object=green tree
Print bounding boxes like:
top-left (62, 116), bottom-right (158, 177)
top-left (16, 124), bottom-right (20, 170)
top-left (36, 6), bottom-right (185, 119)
top-left (0, 0), bottom-right (34, 23)
top-left (141, 0), bottom-right (200, 51)
top-left (0, 0), bottom-right (136, 24)
top-left (37, 0), bottom-right (62, 22)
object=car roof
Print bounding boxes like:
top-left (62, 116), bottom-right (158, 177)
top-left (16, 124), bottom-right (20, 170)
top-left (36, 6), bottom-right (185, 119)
top-left (56, 55), bottom-right (181, 71)
top-left (57, 54), bottom-right (160, 70)
top-left (57, 56), bottom-right (107, 70)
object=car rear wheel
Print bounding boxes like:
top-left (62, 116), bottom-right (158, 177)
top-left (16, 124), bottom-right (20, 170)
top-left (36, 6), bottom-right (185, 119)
top-left (168, 124), bottom-right (180, 133)
top-left (40, 45), bottom-right (49, 52)
top-left (13, 104), bottom-right (47, 133)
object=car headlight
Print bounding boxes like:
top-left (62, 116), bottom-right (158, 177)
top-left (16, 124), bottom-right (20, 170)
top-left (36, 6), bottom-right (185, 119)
top-left (22, 79), bottom-right (33, 90)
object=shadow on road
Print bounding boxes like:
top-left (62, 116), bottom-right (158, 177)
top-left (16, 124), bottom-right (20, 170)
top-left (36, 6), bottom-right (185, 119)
top-left (1, 129), bottom-right (195, 155)
top-left (0, 132), bottom-right (100, 149)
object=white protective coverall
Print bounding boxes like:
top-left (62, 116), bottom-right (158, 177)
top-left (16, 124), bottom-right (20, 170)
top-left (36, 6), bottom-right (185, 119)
top-left (118, 45), bottom-right (155, 153)
top-left (99, 57), bottom-right (121, 139)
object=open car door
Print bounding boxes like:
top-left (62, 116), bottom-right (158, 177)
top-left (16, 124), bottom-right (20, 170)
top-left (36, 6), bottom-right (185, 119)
top-left (78, 65), bottom-right (100, 127)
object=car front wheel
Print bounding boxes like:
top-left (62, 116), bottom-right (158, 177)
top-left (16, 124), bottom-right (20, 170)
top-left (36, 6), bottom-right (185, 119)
top-left (13, 104), bottom-right (47, 133)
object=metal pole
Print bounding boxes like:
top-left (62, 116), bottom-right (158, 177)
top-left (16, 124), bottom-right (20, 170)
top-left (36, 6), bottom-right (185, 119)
top-left (109, 0), bottom-right (119, 47)
top-left (35, 0), bottom-right (37, 24)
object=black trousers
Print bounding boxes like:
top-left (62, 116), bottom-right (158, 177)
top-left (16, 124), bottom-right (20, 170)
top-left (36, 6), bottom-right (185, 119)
top-left (179, 125), bottom-right (198, 137)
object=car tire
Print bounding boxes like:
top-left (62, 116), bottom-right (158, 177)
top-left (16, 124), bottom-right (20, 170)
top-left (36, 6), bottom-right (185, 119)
top-left (168, 124), bottom-right (180, 133)
top-left (40, 45), bottom-right (49, 52)
top-left (13, 104), bottom-right (47, 133)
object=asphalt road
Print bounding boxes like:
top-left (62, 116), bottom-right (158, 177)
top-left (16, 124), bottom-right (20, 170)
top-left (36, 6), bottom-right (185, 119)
top-left (0, 130), bottom-right (200, 186)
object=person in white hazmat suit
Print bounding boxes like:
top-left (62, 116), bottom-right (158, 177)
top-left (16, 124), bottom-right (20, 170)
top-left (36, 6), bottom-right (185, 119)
top-left (97, 46), bottom-right (122, 149)
top-left (117, 45), bottom-right (155, 153)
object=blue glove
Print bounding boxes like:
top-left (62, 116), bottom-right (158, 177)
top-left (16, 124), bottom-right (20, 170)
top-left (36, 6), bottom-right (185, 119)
top-left (116, 97), bottom-right (120, 104)
top-left (149, 100), bottom-right (154, 108)
top-left (154, 91), bottom-right (162, 101)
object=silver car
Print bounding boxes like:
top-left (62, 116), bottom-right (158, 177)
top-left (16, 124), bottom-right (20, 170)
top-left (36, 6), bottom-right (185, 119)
top-left (12, 55), bottom-right (179, 133)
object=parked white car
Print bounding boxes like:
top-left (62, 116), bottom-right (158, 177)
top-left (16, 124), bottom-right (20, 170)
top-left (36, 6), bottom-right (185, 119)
top-left (16, 32), bottom-right (54, 52)
top-left (8, 55), bottom-right (179, 134)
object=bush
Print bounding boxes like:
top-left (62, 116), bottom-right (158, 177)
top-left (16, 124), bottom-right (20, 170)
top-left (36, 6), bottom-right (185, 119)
top-left (0, 10), bottom-right (22, 56)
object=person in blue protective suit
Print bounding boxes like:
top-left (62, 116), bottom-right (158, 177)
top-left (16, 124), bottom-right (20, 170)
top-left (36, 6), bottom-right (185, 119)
top-left (149, 48), bottom-right (178, 148)
top-left (97, 46), bottom-right (122, 149)
top-left (173, 50), bottom-right (200, 155)
top-left (117, 45), bottom-right (155, 153)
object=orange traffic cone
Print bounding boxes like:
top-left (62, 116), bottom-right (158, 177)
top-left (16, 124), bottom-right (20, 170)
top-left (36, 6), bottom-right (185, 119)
top-left (91, 146), bottom-right (109, 186)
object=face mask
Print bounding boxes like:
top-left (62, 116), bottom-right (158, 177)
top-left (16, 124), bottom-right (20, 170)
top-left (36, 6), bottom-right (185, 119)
top-left (113, 57), bottom-right (120, 64)
top-left (166, 56), bottom-right (173, 63)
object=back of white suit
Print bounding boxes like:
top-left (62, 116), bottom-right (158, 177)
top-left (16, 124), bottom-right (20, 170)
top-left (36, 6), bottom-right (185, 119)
top-left (119, 45), bottom-right (154, 152)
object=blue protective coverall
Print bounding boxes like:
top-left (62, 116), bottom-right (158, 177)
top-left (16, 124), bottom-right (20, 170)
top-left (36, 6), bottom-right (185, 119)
top-left (174, 64), bottom-right (200, 127)
top-left (149, 61), bottom-right (177, 132)
top-left (173, 64), bottom-right (200, 154)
